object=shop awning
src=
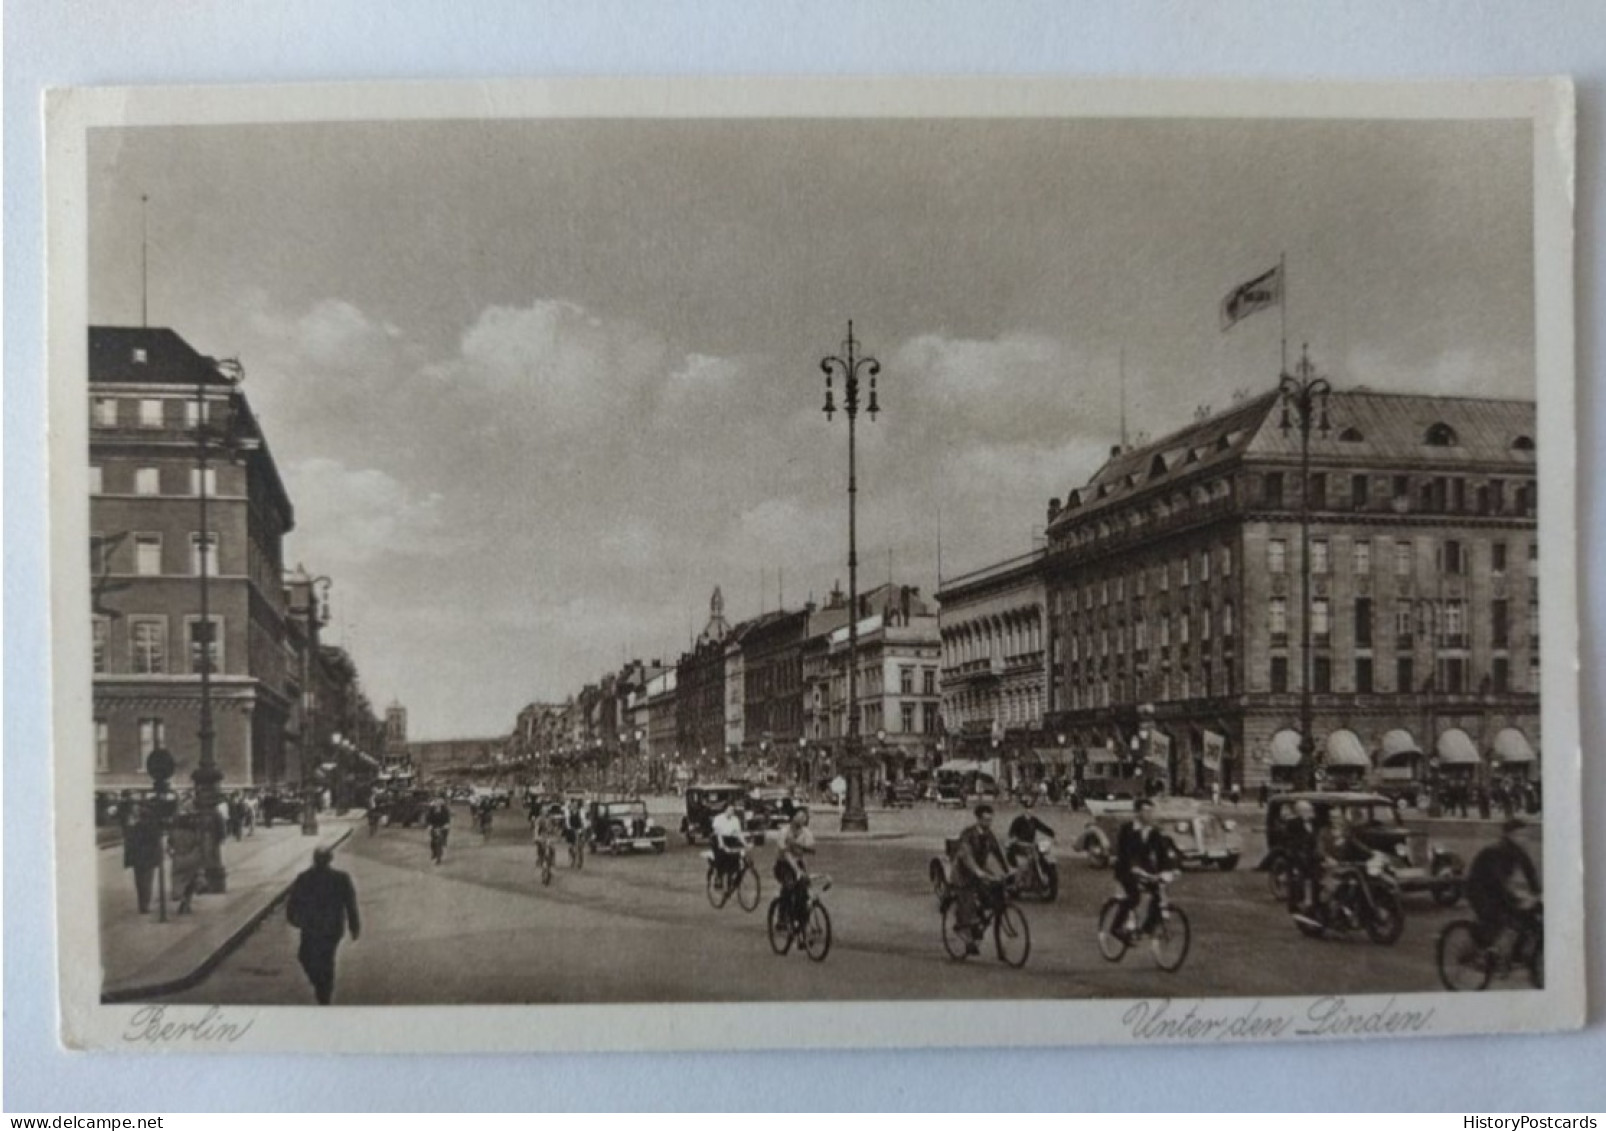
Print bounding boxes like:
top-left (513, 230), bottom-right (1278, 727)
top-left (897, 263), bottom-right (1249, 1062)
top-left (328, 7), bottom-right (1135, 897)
top-left (1491, 728), bottom-right (1537, 765)
top-left (1435, 728), bottom-right (1482, 765)
top-left (1323, 729), bottom-right (1370, 768)
top-left (1269, 729), bottom-right (1304, 767)
top-left (1379, 729), bottom-right (1421, 765)
top-left (1036, 748), bottom-right (1074, 768)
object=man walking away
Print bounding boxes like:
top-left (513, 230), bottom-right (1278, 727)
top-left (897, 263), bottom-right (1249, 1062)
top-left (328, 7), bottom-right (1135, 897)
top-left (123, 801), bottom-right (163, 913)
top-left (286, 845), bottom-right (361, 1005)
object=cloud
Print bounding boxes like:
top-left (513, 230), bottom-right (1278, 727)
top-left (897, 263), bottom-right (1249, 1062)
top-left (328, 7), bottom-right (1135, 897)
top-left (283, 457), bottom-right (451, 568)
top-left (246, 294), bottom-right (406, 374)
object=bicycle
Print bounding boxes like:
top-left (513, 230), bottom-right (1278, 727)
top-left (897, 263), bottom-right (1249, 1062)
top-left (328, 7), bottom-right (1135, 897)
top-left (767, 873), bottom-right (833, 962)
top-left (705, 846), bottom-right (761, 912)
top-left (940, 877), bottom-right (1031, 967)
top-left (535, 837), bottom-right (556, 886)
top-left (1437, 902), bottom-right (1543, 991)
top-left (429, 825), bottom-right (449, 866)
top-left (1097, 871), bottom-right (1191, 972)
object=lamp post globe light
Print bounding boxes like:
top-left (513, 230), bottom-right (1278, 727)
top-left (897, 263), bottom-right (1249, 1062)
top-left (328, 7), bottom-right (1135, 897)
top-left (1278, 345), bottom-right (1333, 793)
top-left (820, 321), bottom-right (880, 832)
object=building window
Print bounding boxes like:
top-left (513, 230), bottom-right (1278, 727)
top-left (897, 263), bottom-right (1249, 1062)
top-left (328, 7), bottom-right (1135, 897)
top-left (1528, 600), bottom-right (1540, 647)
top-left (1527, 541), bottom-right (1539, 578)
top-left (1222, 603), bottom-right (1235, 639)
top-left (93, 397), bottom-right (119, 427)
top-left (901, 702), bottom-right (916, 734)
top-left (89, 534), bottom-right (106, 576)
top-left (89, 465), bottom-right (103, 494)
top-left (1443, 540), bottom-right (1465, 576)
top-left (923, 669), bottom-right (936, 696)
top-left (95, 719), bottom-right (111, 773)
top-left (184, 398), bottom-right (213, 428)
top-left (1311, 539), bottom-right (1330, 575)
top-left (190, 532), bottom-right (219, 577)
top-left (899, 666), bottom-right (914, 694)
top-left (1425, 422), bottom-right (1458, 447)
top-left (92, 616), bottom-right (108, 673)
top-left (1309, 472), bottom-right (1327, 510)
top-left (1397, 655), bottom-right (1415, 694)
top-left (1179, 615), bottom-right (1190, 645)
top-left (134, 467), bottom-right (160, 496)
top-left (1157, 564), bottom-right (1168, 593)
top-left (1354, 598), bottom-right (1373, 648)
top-left (1270, 655), bottom-right (1289, 693)
top-left (1492, 542), bottom-right (1508, 577)
top-left (1442, 600), bottom-right (1466, 648)
top-left (1136, 571), bottom-right (1146, 597)
top-left (1395, 600), bottom-right (1414, 649)
top-left (1101, 581), bottom-right (1109, 606)
top-left (1492, 600), bottom-right (1509, 648)
top-left (1181, 557), bottom-right (1191, 586)
top-left (1201, 610), bottom-right (1212, 641)
top-left (1355, 657), bottom-right (1374, 693)
top-left (1442, 656), bottom-right (1466, 694)
top-left (1353, 539), bottom-right (1371, 577)
top-left (1393, 474), bottom-right (1410, 503)
top-left (130, 617), bottom-right (167, 674)
top-left (1312, 598), bottom-right (1331, 646)
top-left (1115, 576), bottom-right (1125, 602)
top-left (1313, 655), bottom-right (1332, 693)
top-left (1394, 539), bottom-right (1413, 579)
top-left (138, 717), bottom-right (166, 758)
top-left (1352, 474), bottom-right (1370, 510)
top-left (135, 534), bottom-right (161, 576)
top-left (139, 399), bottom-right (164, 428)
top-left (1268, 539), bottom-right (1287, 575)
top-left (190, 467), bottom-right (218, 496)
top-left (1264, 472), bottom-right (1284, 507)
top-left (1492, 657), bottom-right (1510, 694)
top-left (1269, 598), bottom-right (1287, 646)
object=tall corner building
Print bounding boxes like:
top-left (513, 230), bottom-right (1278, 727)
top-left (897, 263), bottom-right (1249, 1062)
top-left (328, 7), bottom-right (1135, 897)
top-left (1040, 388), bottom-right (1539, 794)
top-left (88, 326), bottom-right (296, 790)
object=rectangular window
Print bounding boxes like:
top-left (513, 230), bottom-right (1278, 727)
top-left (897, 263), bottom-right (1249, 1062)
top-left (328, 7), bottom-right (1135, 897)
top-left (1355, 657), bottom-right (1374, 694)
top-left (1492, 657), bottom-right (1510, 694)
top-left (138, 717), bottom-right (166, 758)
top-left (1269, 598), bottom-right (1287, 645)
top-left (130, 617), bottom-right (167, 674)
top-left (1270, 655), bottom-right (1289, 693)
top-left (1223, 603), bottom-right (1235, 638)
top-left (135, 534), bottom-right (161, 576)
top-left (134, 467), bottom-right (160, 496)
top-left (89, 465), bottom-right (103, 494)
top-left (1135, 571), bottom-right (1146, 597)
top-left (1395, 601), bottom-right (1414, 649)
top-left (1313, 655), bottom-right (1332, 693)
top-left (899, 666), bottom-right (913, 695)
top-left (1443, 540), bottom-right (1465, 576)
top-left (1268, 539), bottom-right (1287, 575)
top-left (1179, 615), bottom-right (1190, 644)
top-left (139, 399), bottom-right (164, 427)
top-left (1528, 601), bottom-right (1540, 646)
top-left (190, 467), bottom-right (218, 496)
top-left (1492, 600), bottom-right (1509, 648)
top-left (89, 534), bottom-right (106, 576)
top-left (93, 397), bottom-right (119, 427)
top-left (1158, 564), bottom-right (1169, 592)
top-left (901, 702), bottom-right (916, 734)
top-left (1181, 557), bottom-right (1191, 586)
top-left (1223, 544), bottom-right (1233, 577)
top-left (1527, 542), bottom-right (1539, 577)
top-left (1354, 598), bottom-right (1373, 648)
top-left (1442, 600), bottom-right (1466, 647)
top-left (1492, 542), bottom-right (1508, 577)
top-left (1308, 472), bottom-right (1327, 510)
top-left (1101, 581), bottom-right (1109, 606)
top-left (96, 719), bottom-right (111, 773)
top-left (1451, 478), bottom-right (1466, 513)
top-left (1442, 656), bottom-right (1466, 694)
top-left (1489, 479), bottom-right (1505, 513)
top-left (1311, 539), bottom-right (1330, 575)
top-left (1393, 474), bottom-right (1410, 502)
top-left (190, 532), bottom-right (219, 576)
top-left (1201, 610), bottom-right (1212, 640)
top-left (1354, 540), bottom-right (1371, 576)
top-left (923, 669), bottom-right (936, 696)
top-left (184, 398), bottom-right (212, 428)
top-left (1200, 551), bottom-right (1210, 582)
top-left (1264, 472), bottom-right (1284, 508)
top-left (1115, 576), bottom-right (1125, 602)
top-left (92, 616), bottom-right (108, 673)
top-left (1352, 474), bottom-right (1370, 510)
top-left (1394, 539), bottom-right (1413, 578)
top-left (1312, 598), bottom-right (1331, 645)
top-left (1397, 655), bottom-right (1415, 694)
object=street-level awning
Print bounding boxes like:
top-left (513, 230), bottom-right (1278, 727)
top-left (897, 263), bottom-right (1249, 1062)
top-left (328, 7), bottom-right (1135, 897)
top-left (1036, 748), bottom-right (1074, 767)
top-left (1379, 729), bottom-right (1421, 765)
top-left (1269, 729), bottom-right (1304, 767)
top-left (1435, 727), bottom-right (1482, 765)
top-left (1492, 728), bottom-right (1537, 764)
top-left (1323, 729), bottom-right (1370, 768)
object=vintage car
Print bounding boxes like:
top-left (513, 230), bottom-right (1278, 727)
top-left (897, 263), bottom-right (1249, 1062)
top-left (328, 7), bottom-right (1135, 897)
top-left (749, 787), bottom-right (800, 829)
top-left (882, 779), bottom-right (919, 808)
top-left (1076, 799), bottom-right (1244, 871)
top-left (383, 789), bottom-right (435, 828)
top-left (679, 782), bottom-right (768, 845)
top-left (259, 791), bottom-right (307, 825)
top-left (587, 798), bottom-right (667, 854)
top-left (1260, 791), bottom-right (1464, 904)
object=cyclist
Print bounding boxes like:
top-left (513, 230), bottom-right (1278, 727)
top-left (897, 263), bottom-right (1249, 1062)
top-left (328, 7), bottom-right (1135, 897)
top-left (711, 802), bottom-right (748, 888)
top-left (773, 807), bottom-right (816, 929)
top-left (424, 793), bottom-right (452, 864)
top-left (1006, 793), bottom-right (1056, 879)
top-left (1465, 817), bottom-right (1541, 949)
top-left (473, 794), bottom-right (495, 837)
top-left (533, 803), bottom-right (565, 872)
top-left (952, 802), bottom-right (1010, 956)
top-left (1112, 798), bottom-right (1177, 940)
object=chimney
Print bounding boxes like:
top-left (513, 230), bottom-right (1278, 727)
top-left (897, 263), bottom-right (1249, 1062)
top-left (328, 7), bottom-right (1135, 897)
top-left (1110, 445), bottom-right (1123, 458)
top-left (1047, 497), bottom-right (1061, 523)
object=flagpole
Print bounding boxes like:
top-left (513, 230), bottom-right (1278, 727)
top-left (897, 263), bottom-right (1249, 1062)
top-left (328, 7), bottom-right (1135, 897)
top-left (1279, 251), bottom-right (1288, 375)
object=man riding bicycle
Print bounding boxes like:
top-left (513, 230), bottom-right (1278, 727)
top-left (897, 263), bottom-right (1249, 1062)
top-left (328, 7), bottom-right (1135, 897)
top-left (1113, 798), bottom-right (1177, 939)
top-left (533, 804), bottom-right (565, 867)
top-left (1466, 817), bottom-right (1541, 949)
top-left (711, 802), bottom-right (748, 887)
top-left (774, 807), bottom-right (816, 928)
top-left (953, 803), bottom-right (1010, 956)
top-left (424, 794), bottom-right (452, 863)
top-left (1006, 793), bottom-right (1055, 878)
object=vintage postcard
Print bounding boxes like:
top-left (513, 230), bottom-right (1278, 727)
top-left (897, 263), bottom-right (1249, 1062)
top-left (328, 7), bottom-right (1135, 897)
top-left (46, 76), bottom-right (1580, 1052)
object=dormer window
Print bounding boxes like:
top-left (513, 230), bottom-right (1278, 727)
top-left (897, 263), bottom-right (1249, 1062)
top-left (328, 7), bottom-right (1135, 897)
top-left (1149, 454), bottom-right (1168, 478)
top-left (132, 347), bottom-right (148, 364)
top-left (1338, 426), bottom-right (1365, 442)
top-left (1510, 435), bottom-right (1535, 452)
top-left (1424, 422), bottom-right (1458, 447)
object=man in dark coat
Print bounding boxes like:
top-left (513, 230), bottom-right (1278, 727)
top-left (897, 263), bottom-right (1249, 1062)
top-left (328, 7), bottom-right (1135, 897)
top-left (285, 846), bottom-right (361, 1005)
top-left (122, 802), bottom-right (164, 913)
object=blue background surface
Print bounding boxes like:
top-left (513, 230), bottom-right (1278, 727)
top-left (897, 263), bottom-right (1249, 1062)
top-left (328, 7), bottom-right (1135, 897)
top-left (5, 0), bottom-right (1603, 1112)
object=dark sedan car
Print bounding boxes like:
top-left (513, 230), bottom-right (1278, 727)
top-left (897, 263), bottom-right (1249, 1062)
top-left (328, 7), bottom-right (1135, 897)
top-left (1261, 791), bottom-right (1463, 904)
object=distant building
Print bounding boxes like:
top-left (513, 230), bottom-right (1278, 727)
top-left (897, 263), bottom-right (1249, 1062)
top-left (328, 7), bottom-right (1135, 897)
top-left (676, 587), bottom-right (733, 773)
top-left (405, 736), bottom-right (509, 780)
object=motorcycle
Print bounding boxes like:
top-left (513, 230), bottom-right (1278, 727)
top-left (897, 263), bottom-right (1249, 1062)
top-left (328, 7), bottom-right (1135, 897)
top-left (1008, 833), bottom-right (1060, 902)
top-left (1293, 852), bottom-right (1405, 945)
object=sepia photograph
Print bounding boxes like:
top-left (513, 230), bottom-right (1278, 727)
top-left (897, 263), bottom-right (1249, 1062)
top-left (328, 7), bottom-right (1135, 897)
top-left (46, 77), bottom-right (1579, 1052)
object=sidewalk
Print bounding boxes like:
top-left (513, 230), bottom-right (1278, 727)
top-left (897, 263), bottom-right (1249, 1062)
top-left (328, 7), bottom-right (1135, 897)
top-left (99, 815), bottom-right (358, 1002)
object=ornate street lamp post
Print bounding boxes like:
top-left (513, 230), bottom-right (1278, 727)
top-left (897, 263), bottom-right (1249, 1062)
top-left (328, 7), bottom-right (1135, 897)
top-left (1278, 346), bottom-right (1332, 792)
top-left (820, 321), bottom-right (880, 832)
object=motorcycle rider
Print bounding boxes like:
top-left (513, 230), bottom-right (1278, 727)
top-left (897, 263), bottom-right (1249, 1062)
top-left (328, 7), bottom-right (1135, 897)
top-left (1306, 807), bottom-right (1373, 922)
top-left (1113, 798), bottom-right (1176, 939)
top-left (1465, 817), bottom-right (1541, 949)
top-left (424, 793), bottom-right (452, 864)
top-left (1006, 793), bottom-right (1056, 885)
top-left (952, 803), bottom-right (1010, 956)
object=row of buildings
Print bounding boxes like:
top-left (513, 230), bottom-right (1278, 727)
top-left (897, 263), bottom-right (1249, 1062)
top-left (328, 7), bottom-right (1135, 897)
top-left (88, 326), bottom-right (394, 805)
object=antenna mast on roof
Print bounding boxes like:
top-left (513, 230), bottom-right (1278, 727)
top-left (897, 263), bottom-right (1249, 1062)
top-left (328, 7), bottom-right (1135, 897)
top-left (1119, 345), bottom-right (1129, 452)
top-left (936, 505), bottom-right (943, 588)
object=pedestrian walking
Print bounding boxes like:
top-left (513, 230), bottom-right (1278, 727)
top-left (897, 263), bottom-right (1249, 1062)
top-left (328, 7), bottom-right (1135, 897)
top-left (285, 845), bottom-right (361, 1005)
top-left (167, 817), bottom-right (204, 914)
top-left (122, 802), bottom-right (163, 913)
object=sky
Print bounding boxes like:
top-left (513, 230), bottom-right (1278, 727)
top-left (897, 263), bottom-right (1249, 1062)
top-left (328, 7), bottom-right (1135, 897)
top-left (86, 116), bottom-right (1535, 739)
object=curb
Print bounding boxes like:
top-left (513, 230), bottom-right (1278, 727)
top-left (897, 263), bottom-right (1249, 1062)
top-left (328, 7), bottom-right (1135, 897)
top-left (101, 826), bottom-right (353, 1004)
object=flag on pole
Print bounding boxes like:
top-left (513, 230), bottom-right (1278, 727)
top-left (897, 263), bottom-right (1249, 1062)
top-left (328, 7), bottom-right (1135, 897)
top-left (1219, 264), bottom-right (1283, 331)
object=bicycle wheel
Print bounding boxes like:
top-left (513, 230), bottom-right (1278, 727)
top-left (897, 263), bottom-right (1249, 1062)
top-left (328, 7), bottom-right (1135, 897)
top-left (1096, 898), bottom-right (1131, 962)
top-left (1151, 905), bottom-right (1191, 972)
top-left (1437, 921), bottom-right (1493, 991)
top-left (736, 861), bottom-right (762, 913)
top-left (994, 903), bottom-right (1031, 968)
top-left (767, 898), bottom-right (792, 955)
top-left (940, 900), bottom-right (973, 960)
top-left (804, 903), bottom-right (832, 962)
top-left (706, 865), bottom-right (732, 909)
